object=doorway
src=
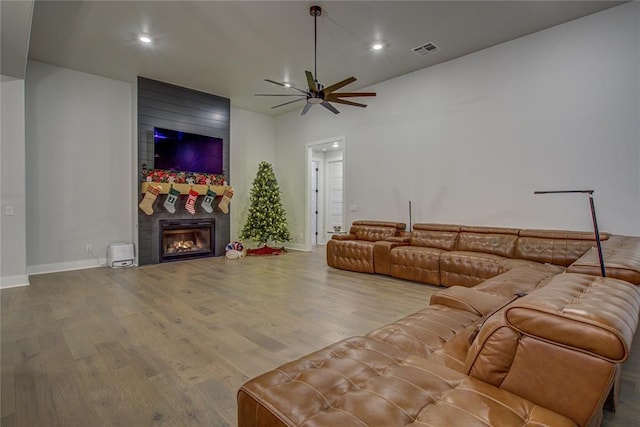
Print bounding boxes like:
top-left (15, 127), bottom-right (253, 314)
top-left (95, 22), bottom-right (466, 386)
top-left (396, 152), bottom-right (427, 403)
top-left (306, 137), bottom-right (345, 249)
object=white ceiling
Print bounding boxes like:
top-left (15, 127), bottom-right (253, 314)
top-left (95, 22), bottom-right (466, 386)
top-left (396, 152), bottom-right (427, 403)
top-left (24, 1), bottom-right (624, 116)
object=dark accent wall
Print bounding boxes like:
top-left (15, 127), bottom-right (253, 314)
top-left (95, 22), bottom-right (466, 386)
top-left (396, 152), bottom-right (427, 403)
top-left (137, 77), bottom-right (230, 265)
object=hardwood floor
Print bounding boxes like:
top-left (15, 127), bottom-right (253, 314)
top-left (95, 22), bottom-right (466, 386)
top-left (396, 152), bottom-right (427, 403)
top-left (1, 247), bottom-right (638, 426)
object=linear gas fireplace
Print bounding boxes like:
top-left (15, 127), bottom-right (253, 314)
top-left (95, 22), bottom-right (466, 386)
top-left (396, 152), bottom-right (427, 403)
top-left (159, 219), bottom-right (215, 262)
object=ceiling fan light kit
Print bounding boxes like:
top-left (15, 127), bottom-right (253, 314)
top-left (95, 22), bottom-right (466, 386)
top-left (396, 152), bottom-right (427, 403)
top-left (255, 5), bottom-right (376, 115)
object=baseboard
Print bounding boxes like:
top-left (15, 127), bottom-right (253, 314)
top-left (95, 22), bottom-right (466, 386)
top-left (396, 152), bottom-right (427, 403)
top-left (27, 258), bottom-right (107, 276)
top-left (0, 275), bottom-right (30, 289)
top-left (284, 243), bottom-right (309, 252)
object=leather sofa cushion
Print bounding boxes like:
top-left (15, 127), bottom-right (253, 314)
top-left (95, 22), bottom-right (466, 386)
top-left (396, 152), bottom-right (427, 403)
top-left (505, 273), bottom-right (640, 362)
top-left (366, 305), bottom-right (479, 359)
top-left (567, 235), bottom-right (640, 284)
top-left (410, 229), bottom-right (459, 251)
top-left (407, 377), bottom-right (577, 427)
top-left (238, 336), bottom-right (468, 427)
top-left (430, 286), bottom-right (510, 316)
top-left (326, 240), bottom-right (375, 273)
top-left (410, 223), bottom-right (461, 250)
top-left (472, 268), bottom-right (559, 297)
top-left (515, 236), bottom-right (597, 267)
top-left (457, 229), bottom-right (519, 258)
top-left (390, 246), bottom-right (443, 285)
top-left (440, 251), bottom-right (506, 287)
top-left (351, 225), bottom-right (399, 242)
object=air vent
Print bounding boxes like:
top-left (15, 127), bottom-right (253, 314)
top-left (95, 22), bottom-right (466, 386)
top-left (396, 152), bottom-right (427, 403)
top-left (412, 42), bottom-right (440, 57)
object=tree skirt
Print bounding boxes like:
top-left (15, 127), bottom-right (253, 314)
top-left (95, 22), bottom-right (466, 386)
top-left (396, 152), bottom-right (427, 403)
top-left (246, 246), bottom-right (286, 256)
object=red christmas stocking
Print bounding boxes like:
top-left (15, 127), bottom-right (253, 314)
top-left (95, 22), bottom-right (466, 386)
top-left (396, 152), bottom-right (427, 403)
top-left (185, 189), bottom-right (199, 215)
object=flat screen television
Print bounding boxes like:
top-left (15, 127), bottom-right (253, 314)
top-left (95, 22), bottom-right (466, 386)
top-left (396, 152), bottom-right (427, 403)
top-left (153, 127), bottom-right (223, 174)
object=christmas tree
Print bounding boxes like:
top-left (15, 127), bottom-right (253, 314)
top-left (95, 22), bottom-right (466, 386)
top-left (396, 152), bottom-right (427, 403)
top-left (240, 162), bottom-right (291, 247)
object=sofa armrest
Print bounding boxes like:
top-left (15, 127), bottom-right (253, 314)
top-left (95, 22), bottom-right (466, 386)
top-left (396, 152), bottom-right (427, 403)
top-left (464, 273), bottom-right (640, 427)
top-left (387, 236), bottom-right (410, 243)
top-left (430, 286), bottom-right (510, 316)
top-left (505, 273), bottom-right (640, 362)
top-left (373, 240), bottom-right (410, 275)
top-left (331, 233), bottom-right (355, 241)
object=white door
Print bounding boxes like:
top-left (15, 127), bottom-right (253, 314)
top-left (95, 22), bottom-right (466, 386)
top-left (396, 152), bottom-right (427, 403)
top-left (327, 160), bottom-right (343, 231)
top-left (311, 161), bottom-right (319, 245)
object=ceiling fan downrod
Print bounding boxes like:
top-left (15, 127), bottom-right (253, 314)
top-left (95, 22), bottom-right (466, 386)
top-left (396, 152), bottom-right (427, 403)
top-left (310, 5), bottom-right (321, 83)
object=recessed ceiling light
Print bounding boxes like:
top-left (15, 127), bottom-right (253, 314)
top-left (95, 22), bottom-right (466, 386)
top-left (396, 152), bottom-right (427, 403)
top-left (284, 83), bottom-right (291, 88)
top-left (332, 142), bottom-right (339, 148)
top-left (139, 34), bottom-right (152, 44)
top-left (372, 43), bottom-right (383, 50)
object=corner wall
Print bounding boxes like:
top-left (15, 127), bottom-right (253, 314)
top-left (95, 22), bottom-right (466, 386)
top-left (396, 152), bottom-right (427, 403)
top-left (1, 77), bottom-right (28, 288)
top-left (25, 61), bottom-right (133, 273)
top-left (274, 3), bottom-right (640, 239)
top-left (229, 108), bottom-right (276, 242)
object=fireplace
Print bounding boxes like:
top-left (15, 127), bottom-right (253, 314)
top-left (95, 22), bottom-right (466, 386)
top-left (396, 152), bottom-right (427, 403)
top-left (159, 219), bottom-right (215, 262)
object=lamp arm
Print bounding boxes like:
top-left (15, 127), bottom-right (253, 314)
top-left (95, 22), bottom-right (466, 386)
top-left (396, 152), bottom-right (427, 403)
top-left (534, 189), bottom-right (606, 277)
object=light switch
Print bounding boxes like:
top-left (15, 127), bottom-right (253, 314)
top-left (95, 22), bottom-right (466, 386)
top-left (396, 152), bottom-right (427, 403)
top-left (349, 204), bottom-right (357, 212)
top-left (4, 206), bottom-right (14, 216)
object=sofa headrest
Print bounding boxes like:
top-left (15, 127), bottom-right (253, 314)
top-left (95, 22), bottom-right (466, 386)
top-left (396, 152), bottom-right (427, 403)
top-left (461, 226), bottom-right (520, 235)
top-left (519, 229), bottom-right (609, 241)
top-left (351, 226), bottom-right (400, 242)
top-left (413, 223), bottom-right (462, 232)
top-left (505, 273), bottom-right (640, 362)
top-left (352, 220), bottom-right (406, 230)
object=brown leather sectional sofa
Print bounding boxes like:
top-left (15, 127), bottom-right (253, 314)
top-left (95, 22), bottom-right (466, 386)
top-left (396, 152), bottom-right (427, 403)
top-left (237, 221), bottom-right (640, 427)
top-left (328, 221), bottom-right (640, 286)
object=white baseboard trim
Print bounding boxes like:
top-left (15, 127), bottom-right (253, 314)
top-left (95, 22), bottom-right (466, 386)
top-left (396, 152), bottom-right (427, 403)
top-left (0, 275), bottom-right (30, 289)
top-left (284, 243), bottom-right (309, 252)
top-left (27, 258), bottom-right (107, 276)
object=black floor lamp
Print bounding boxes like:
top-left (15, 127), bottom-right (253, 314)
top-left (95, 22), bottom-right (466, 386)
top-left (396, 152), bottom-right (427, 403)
top-left (534, 189), bottom-right (606, 277)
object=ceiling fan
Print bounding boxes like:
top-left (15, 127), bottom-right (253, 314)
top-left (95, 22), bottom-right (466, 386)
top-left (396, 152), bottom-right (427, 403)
top-left (255, 5), bottom-right (376, 115)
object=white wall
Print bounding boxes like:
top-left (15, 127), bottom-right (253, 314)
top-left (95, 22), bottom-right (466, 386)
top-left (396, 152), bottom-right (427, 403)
top-left (275, 3), bottom-right (640, 241)
top-left (229, 108), bottom-right (276, 242)
top-left (25, 61), bottom-right (133, 273)
top-left (1, 77), bottom-right (29, 288)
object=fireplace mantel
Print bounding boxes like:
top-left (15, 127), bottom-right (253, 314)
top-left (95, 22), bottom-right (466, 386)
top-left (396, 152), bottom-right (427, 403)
top-left (141, 182), bottom-right (232, 195)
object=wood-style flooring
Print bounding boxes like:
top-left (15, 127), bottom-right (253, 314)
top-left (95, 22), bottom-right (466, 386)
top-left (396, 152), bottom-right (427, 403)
top-left (1, 247), bottom-right (638, 426)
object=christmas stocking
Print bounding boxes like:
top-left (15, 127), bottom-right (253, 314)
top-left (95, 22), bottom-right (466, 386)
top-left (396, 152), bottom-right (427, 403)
top-left (185, 189), bottom-right (199, 215)
top-left (218, 188), bottom-right (234, 214)
top-left (201, 189), bottom-right (217, 213)
top-left (139, 185), bottom-right (161, 215)
top-left (163, 186), bottom-right (181, 214)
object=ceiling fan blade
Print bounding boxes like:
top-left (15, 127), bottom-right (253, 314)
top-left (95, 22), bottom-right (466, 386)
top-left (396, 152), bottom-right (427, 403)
top-left (328, 92), bottom-right (377, 98)
top-left (264, 79), bottom-right (309, 95)
top-left (255, 94), bottom-right (306, 97)
top-left (321, 101), bottom-right (340, 114)
top-left (323, 77), bottom-right (356, 95)
top-left (325, 97), bottom-right (368, 108)
top-left (301, 102), bottom-right (313, 115)
top-left (305, 71), bottom-right (317, 92)
top-left (271, 98), bottom-right (306, 109)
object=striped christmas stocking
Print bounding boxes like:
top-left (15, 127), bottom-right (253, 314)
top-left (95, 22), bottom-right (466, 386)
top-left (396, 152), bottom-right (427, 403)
top-left (185, 189), bottom-right (199, 215)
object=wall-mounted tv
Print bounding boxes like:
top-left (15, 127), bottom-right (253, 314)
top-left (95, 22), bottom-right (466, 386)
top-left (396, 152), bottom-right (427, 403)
top-left (153, 127), bottom-right (223, 174)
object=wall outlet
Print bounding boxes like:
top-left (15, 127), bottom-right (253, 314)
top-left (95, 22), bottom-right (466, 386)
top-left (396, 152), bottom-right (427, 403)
top-left (86, 243), bottom-right (93, 253)
top-left (4, 206), bottom-right (14, 216)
